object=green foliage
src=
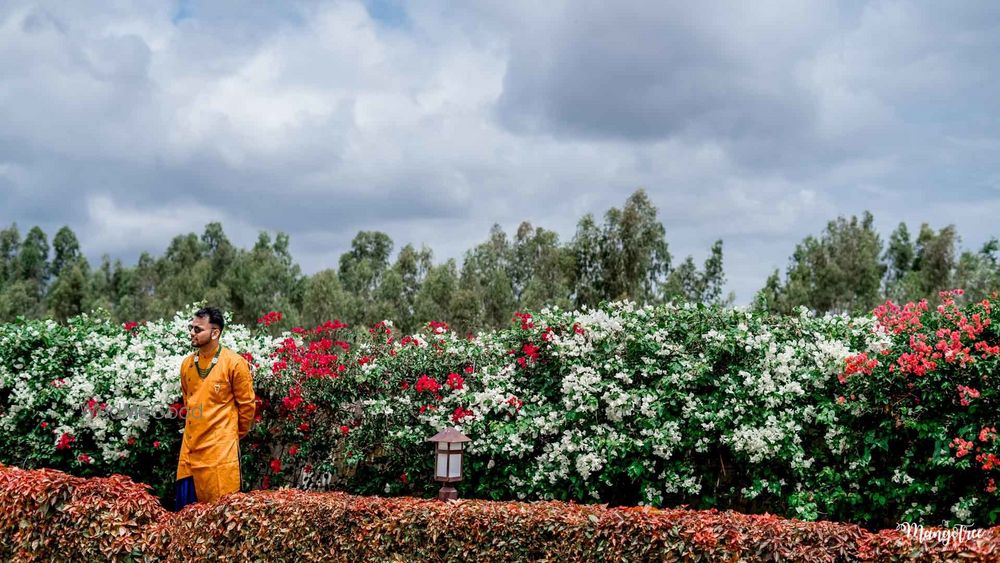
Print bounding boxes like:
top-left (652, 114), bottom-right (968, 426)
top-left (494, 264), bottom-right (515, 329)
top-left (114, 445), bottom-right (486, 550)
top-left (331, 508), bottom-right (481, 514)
top-left (760, 212), bottom-right (886, 314)
top-left (302, 269), bottom-right (354, 329)
top-left (3, 193), bottom-right (998, 330)
top-left (414, 260), bottom-right (458, 330)
top-left (225, 231), bottom-right (303, 326)
top-left (570, 213), bottom-right (603, 308)
top-left (955, 239), bottom-right (1000, 302)
top-left (662, 240), bottom-right (733, 305)
top-left (0, 224), bottom-right (20, 286)
top-left (47, 261), bottom-right (90, 322)
top-left (0, 280), bottom-right (41, 322)
top-left (599, 190), bottom-right (671, 302)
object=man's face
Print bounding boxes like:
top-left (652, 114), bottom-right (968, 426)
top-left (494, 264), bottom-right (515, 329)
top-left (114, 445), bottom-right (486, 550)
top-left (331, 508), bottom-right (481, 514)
top-left (188, 316), bottom-right (219, 348)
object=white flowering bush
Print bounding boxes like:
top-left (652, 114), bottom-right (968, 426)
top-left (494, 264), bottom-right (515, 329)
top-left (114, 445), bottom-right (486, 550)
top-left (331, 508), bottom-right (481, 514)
top-left (0, 307), bottom-right (279, 499)
top-left (342, 304), bottom-right (888, 520)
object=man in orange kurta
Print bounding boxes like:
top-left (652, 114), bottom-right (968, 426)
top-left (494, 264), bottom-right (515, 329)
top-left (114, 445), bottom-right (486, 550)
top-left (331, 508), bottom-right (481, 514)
top-left (175, 307), bottom-right (255, 507)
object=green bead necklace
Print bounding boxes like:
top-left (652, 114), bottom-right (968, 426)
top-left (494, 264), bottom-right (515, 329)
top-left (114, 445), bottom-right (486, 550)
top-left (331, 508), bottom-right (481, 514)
top-left (194, 345), bottom-right (222, 379)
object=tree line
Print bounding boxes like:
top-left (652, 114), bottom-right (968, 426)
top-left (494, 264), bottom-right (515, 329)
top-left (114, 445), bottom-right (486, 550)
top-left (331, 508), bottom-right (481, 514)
top-left (1, 191), bottom-right (997, 332)
top-left (755, 211), bottom-right (1000, 314)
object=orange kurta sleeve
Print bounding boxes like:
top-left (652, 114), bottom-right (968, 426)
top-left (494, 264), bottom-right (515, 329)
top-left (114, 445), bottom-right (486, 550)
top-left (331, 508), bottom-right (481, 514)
top-left (176, 356), bottom-right (193, 481)
top-left (181, 366), bottom-right (188, 408)
top-left (232, 358), bottom-right (255, 439)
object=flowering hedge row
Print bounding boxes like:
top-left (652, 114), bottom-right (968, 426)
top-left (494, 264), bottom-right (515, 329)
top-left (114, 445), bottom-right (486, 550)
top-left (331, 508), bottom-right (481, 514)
top-left (2, 464), bottom-right (997, 561)
top-left (0, 292), bottom-right (998, 528)
top-left (0, 310), bottom-right (277, 501)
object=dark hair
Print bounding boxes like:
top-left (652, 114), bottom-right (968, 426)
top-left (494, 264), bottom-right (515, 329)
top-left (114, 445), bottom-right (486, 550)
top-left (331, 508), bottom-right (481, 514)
top-left (194, 307), bottom-right (225, 333)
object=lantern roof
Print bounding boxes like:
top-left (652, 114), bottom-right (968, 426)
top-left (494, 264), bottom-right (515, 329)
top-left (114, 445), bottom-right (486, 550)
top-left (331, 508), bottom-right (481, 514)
top-left (427, 427), bottom-right (471, 443)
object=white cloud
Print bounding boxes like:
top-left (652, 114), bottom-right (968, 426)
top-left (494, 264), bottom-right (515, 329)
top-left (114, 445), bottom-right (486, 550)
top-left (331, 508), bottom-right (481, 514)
top-left (0, 0), bottom-right (998, 304)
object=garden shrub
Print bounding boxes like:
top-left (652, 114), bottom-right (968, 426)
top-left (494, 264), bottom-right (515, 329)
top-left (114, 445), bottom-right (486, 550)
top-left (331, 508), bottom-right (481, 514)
top-left (0, 292), bottom-right (997, 528)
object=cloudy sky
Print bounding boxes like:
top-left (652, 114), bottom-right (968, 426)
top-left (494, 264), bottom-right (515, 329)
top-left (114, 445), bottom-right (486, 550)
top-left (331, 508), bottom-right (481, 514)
top-left (1, 1), bottom-right (999, 303)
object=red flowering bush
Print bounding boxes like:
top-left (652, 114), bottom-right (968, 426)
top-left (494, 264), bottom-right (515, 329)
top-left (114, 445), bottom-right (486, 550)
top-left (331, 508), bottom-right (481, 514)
top-left (835, 290), bottom-right (1000, 526)
top-left (256, 311), bottom-right (283, 327)
top-left (239, 319), bottom-right (358, 491)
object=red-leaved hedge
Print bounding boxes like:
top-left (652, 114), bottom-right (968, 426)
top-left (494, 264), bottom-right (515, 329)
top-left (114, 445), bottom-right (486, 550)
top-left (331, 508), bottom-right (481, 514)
top-left (2, 464), bottom-right (999, 562)
top-left (0, 465), bottom-right (166, 561)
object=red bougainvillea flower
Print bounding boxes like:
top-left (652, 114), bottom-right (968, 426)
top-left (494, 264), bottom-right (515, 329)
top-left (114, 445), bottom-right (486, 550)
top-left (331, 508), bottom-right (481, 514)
top-left (262, 476), bottom-right (271, 489)
top-left (428, 321), bottom-right (449, 334)
top-left (507, 396), bottom-right (524, 410)
top-left (957, 385), bottom-right (981, 407)
top-left (452, 407), bottom-right (474, 423)
top-left (522, 343), bottom-right (540, 361)
top-left (127, 436), bottom-right (136, 446)
top-left (977, 453), bottom-right (1000, 471)
top-left (573, 323), bottom-right (585, 335)
top-left (464, 365), bottom-right (474, 374)
top-left (513, 312), bottom-right (534, 330)
top-left (153, 441), bottom-right (161, 448)
top-left (308, 338), bottom-right (333, 353)
top-left (400, 473), bottom-right (408, 484)
top-left (446, 372), bottom-right (464, 390)
top-left (415, 375), bottom-right (442, 394)
top-left (123, 321), bottom-right (139, 331)
top-left (303, 464), bottom-right (313, 474)
top-left (298, 422), bottom-right (311, 432)
top-left (950, 437), bottom-right (975, 458)
top-left (987, 479), bottom-right (997, 494)
top-left (873, 299), bottom-right (929, 334)
top-left (369, 320), bottom-right (392, 339)
top-left (979, 427), bottom-right (998, 443)
top-left (39, 421), bottom-right (48, 429)
top-left (168, 402), bottom-right (185, 418)
top-left (282, 385), bottom-right (304, 411)
top-left (270, 458), bottom-right (282, 473)
top-left (288, 445), bottom-right (300, 455)
top-left (358, 355), bottom-right (373, 366)
top-left (340, 425), bottom-right (350, 436)
top-left (56, 433), bottom-right (75, 450)
top-left (840, 353), bottom-right (878, 383)
top-left (316, 320), bottom-right (348, 333)
top-left (85, 397), bottom-right (99, 417)
top-left (257, 311), bottom-right (283, 326)
top-left (77, 454), bottom-right (92, 464)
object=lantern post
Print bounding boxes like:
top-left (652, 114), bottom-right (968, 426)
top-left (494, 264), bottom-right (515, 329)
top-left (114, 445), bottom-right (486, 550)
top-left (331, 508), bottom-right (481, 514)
top-left (427, 427), bottom-right (471, 501)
